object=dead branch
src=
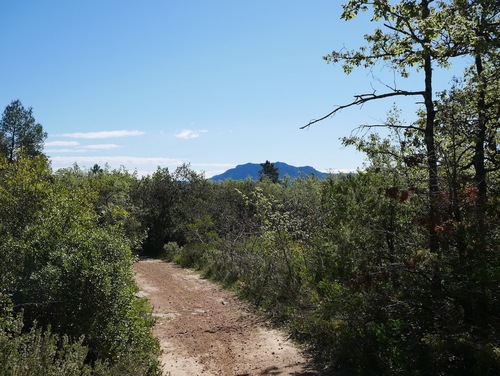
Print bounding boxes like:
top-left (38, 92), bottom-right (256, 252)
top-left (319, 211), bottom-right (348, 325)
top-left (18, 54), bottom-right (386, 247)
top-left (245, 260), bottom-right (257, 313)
top-left (301, 89), bottom-right (425, 129)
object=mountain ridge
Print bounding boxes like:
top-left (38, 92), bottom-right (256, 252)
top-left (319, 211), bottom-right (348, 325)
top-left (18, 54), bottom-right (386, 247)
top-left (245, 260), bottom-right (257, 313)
top-left (209, 162), bottom-right (328, 181)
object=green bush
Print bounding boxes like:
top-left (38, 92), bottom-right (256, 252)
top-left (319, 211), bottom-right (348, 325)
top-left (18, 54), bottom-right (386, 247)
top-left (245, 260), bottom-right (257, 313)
top-left (0, 316), bottom-right (91, 376)
top-left (0, 157), bottom-right (161, 374)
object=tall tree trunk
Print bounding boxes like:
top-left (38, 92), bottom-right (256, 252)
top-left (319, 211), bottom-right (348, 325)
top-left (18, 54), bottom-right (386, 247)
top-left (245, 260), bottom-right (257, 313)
top-left (471, 49), bottom-right (489, 327)
top-left (422, 0), bottom-right (439, 254)
top-left (8, 125), bottom-right (16, 163)
top-left (474, 52), bottom-right (487, 241)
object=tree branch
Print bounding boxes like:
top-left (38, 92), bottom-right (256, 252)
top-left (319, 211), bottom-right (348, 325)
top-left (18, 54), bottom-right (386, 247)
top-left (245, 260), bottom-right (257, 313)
top-left (360, 123), bottom-right (423, 132)
top-left (301, 89), bottom-right (425, 129)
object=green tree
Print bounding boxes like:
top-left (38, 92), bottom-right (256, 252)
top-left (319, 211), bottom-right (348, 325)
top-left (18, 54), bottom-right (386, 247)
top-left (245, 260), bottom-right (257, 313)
top-left (132, 167), bottom-right (181, 255)
top-left (0, 100), bottom-right (47, 162)
top-left (259, 160), bottom-right (279, 183)
top-left (303, 0), bottom-right (480, 253)
top-left (0, 156), bottom-right (160, 374)
top-left (430, 78), bottom-right (500, 371)
top-left (0, 155), bottom-right (53, 327)
top-left (132, 164), bottom-right (212, 256)
top-left (320, 103), bottom-right (500, 373)
top-left (450, 0), bottom-right (500, 262)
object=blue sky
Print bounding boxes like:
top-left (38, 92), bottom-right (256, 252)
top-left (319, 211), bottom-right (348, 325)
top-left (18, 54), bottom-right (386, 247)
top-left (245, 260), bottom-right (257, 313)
top-left (1, 1), bottom-right (467, 177)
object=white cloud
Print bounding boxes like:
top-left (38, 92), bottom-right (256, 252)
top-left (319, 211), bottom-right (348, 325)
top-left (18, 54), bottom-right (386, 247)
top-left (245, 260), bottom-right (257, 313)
top-left (46, 143), bottom-right (120, 152)
top-left (45, 141), bottom-right (80, 147)
top-left (60, 130), bottom-right (145, 139)
top-left (46, 148), bottom-right (87, 153)
top-left (50, 156), bottom-right (183, 167)
top-left (84, 144), bottom-right (120, 150)
top-left (174, 129), bottom-right (207, 139)
top-left (190, 162), bottom-right (234, 168)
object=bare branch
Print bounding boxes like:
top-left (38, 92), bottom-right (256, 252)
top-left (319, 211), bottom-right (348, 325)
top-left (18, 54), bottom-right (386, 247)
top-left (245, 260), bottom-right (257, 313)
top-left (360, 123), bottom-right (423, 132)
top-left (301, 89), bottom-right (425, 129)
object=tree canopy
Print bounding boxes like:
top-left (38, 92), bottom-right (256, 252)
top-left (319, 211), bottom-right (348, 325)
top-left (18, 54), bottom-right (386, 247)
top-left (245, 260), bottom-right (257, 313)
top-left (0, 100), bottom-right (47, 162)
top-left (259, 160), bottom-right (279, 183)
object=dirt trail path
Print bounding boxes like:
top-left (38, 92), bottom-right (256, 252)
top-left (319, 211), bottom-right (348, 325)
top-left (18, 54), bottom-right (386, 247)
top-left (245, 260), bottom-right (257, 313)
top-left (134, 259), bottom-right (319, 376)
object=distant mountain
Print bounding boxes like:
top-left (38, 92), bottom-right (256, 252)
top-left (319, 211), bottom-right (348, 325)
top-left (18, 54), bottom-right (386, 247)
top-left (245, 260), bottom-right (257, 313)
top-left (210, 162), bottom-right (328, 182)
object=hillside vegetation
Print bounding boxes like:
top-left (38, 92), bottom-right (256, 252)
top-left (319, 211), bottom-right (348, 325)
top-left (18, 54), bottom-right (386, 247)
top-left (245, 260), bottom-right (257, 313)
top-left (0, 128), bottom-right (498, 374)
top-left (1, 1), bottom-right (499, 374)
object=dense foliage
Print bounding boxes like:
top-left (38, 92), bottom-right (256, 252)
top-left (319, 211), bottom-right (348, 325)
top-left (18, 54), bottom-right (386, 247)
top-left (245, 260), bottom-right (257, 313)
top-left (0, 156), bottom-right (160, 375)
top-left (0, 100), bottom-right (47, 163)
top-left (153, 153), bottom-right (498, 375)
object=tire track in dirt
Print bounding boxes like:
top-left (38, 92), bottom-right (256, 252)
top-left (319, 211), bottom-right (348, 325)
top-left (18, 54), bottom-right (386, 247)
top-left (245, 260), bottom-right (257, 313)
top-left (134, 259), bottom-right (319, 375)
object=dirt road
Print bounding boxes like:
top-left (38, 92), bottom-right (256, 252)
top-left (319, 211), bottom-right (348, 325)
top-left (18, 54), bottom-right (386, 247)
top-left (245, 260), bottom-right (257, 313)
top-left (133, 259), bottom-right (319, 376)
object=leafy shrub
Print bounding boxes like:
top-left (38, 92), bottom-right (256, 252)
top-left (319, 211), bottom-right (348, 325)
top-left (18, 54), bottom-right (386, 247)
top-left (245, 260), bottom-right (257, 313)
top-left (0, 316), bottom-right (91, 376)
top-left (0, 157), bottom-right (161, 374)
